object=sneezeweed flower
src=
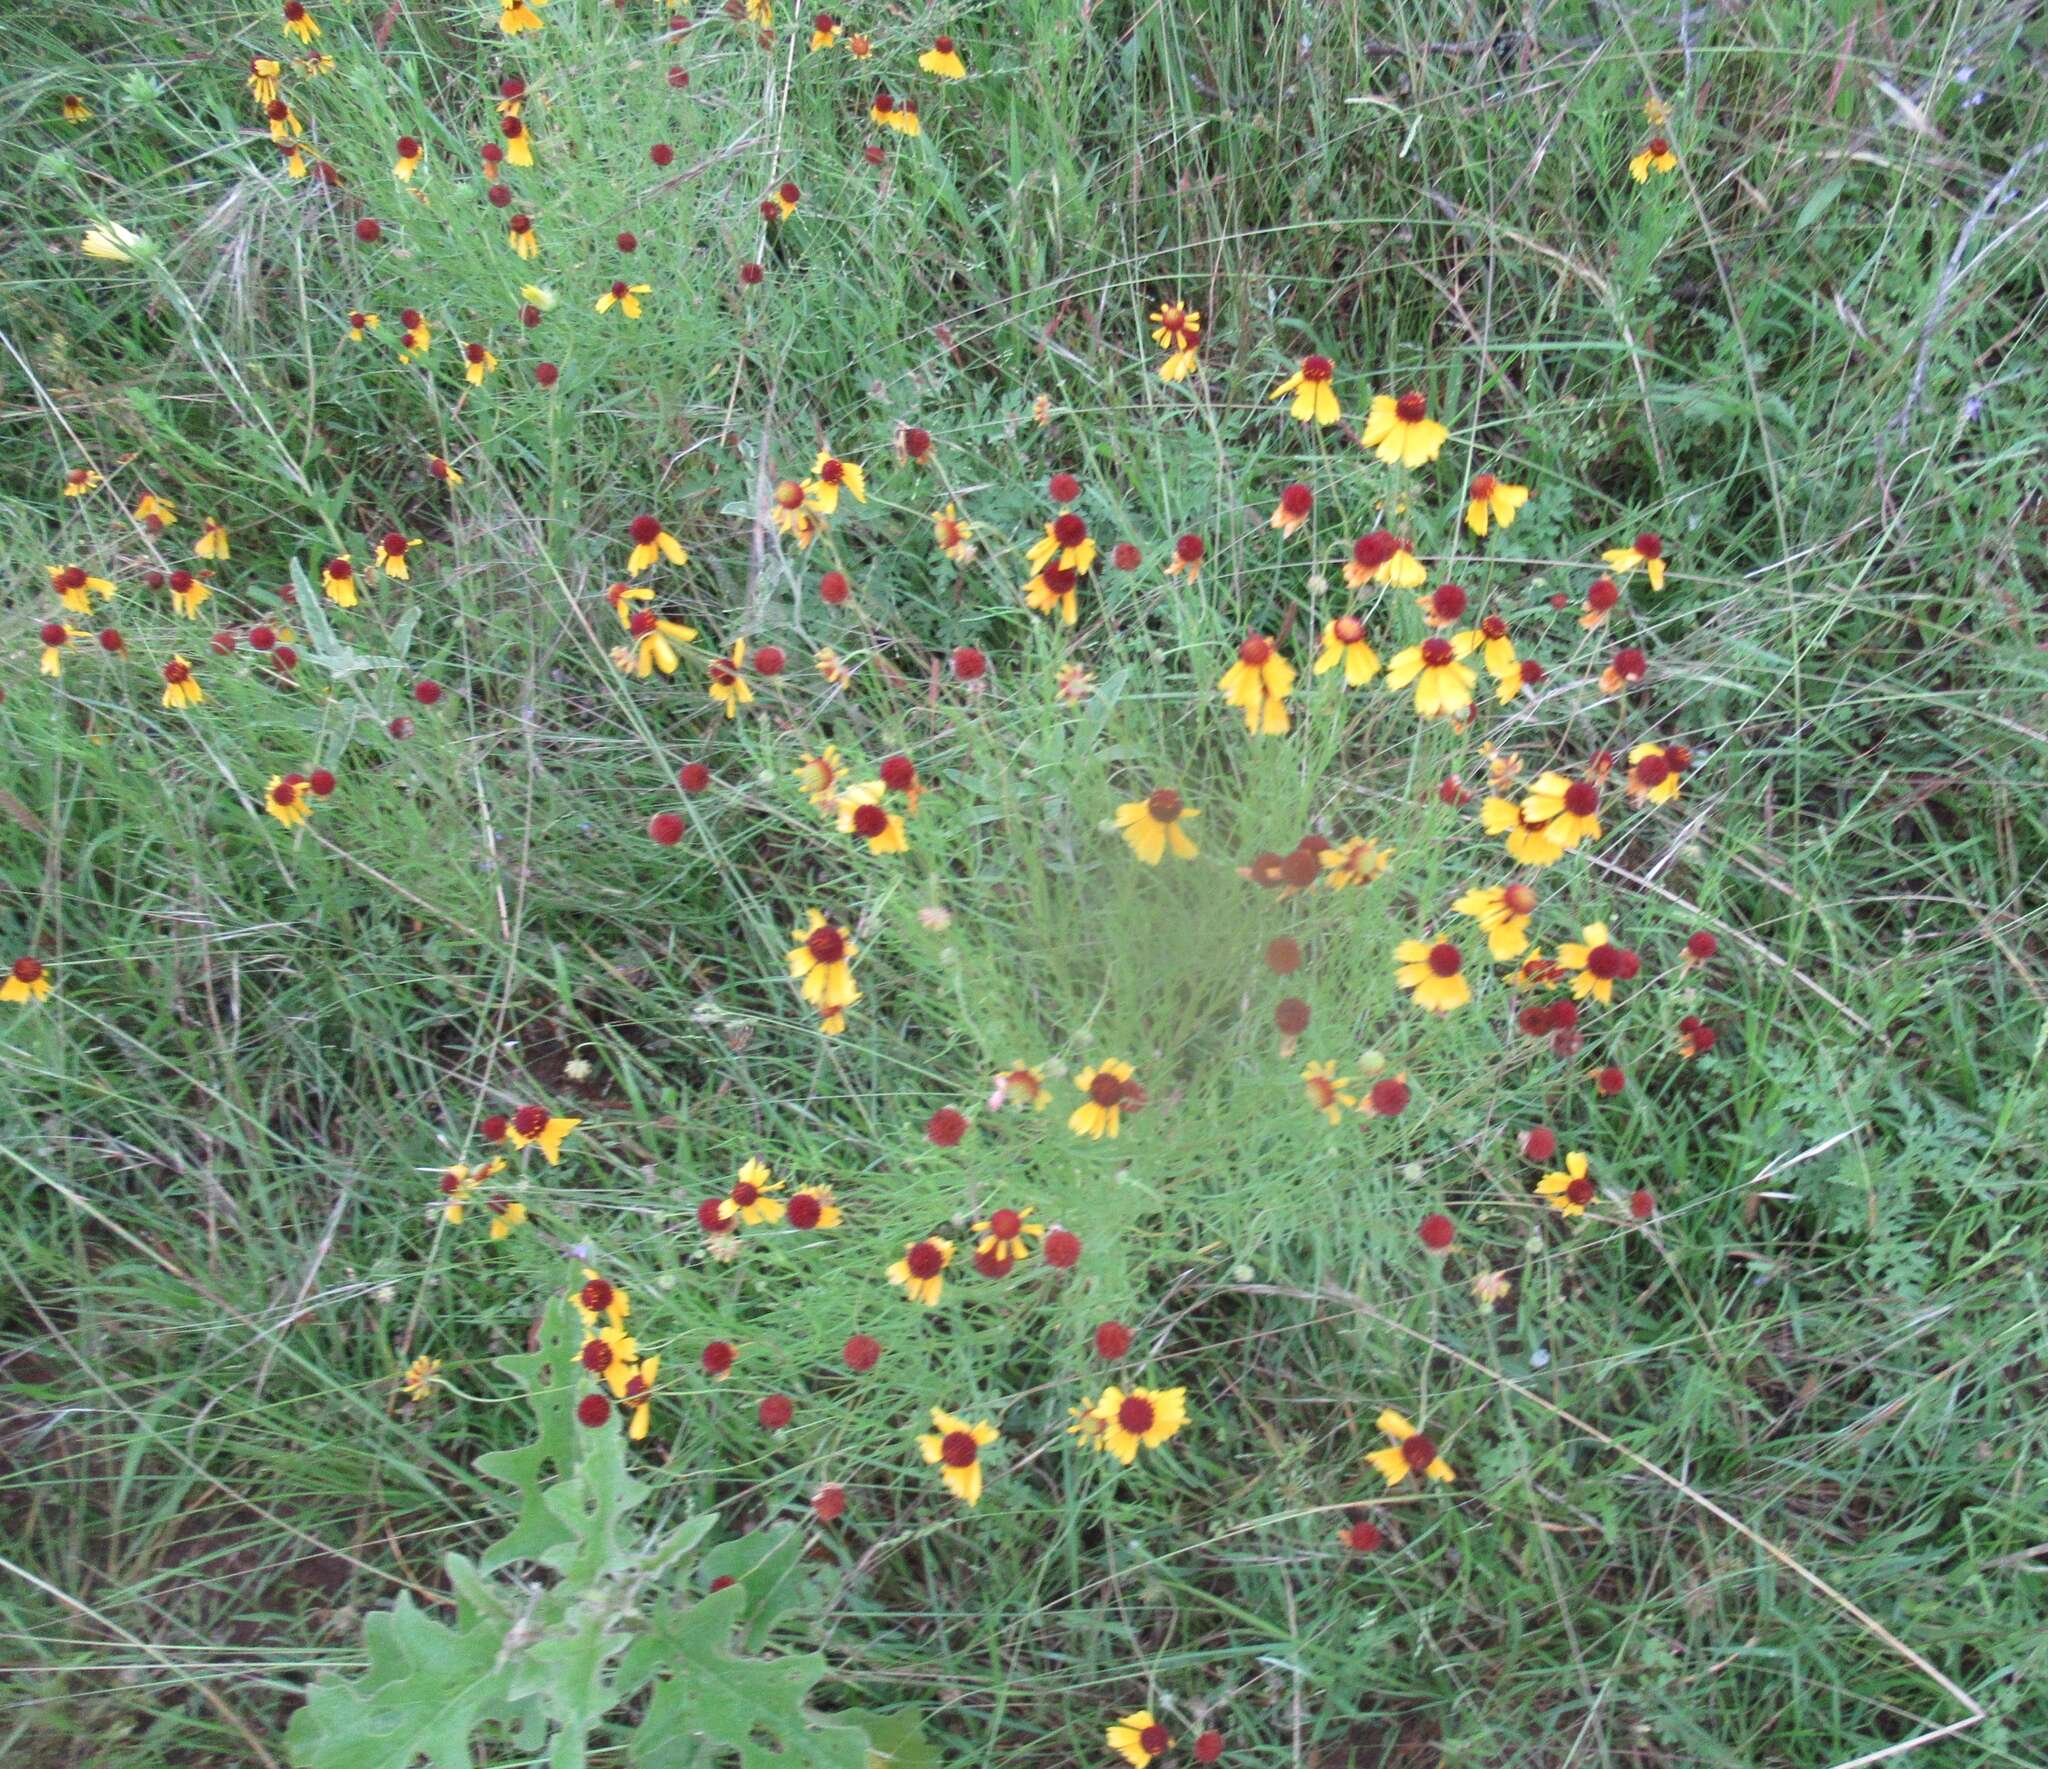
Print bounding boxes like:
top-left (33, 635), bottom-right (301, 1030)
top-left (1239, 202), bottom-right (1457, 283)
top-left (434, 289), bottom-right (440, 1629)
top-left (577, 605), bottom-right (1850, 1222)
top-left (397, 310), bottom-right (433, 358)
top-left (1361, 390), bottom-right (1449, 467)
top-left (1269, 480), bottom-right (1314, 536)
top-left (617, 605), bottom-right (699, 678)
top-left (371, 533), bottom-right (418, 580)
top-left (1024, 558), bottom-right (1080, 625)
top-left (61, 93), bottom-right (91, 123)
top-left (1417, 581), bottom-right (1468, 631)
top-left (621, 1356), bottom-right (659, 1440)
top-left (1556, 923), bottom-right (1636, 1004)
top-left (595, 279), bottom-right (650, 318)
top-left (1481, 796), bottom-right (1567, 867)
top-left (989, 1065), bottom-right (1050, 1111)
top-left (918, 33), bottom-right (966, 76)
top-left (132, 491), bottom-right (176, 529)
top-left (575, 1269), bottom-right (630, 1329)
top-left (1028, 509), bottom-right (1097, 577)
top-left (1519, 773), bottom-right (1603, 849)
top-left (836, 783), bottom-right (908, 853)
top-left (1321, 836), bottom-right (1392, 889)
top-left (703, 641), bottom-right (754, 717)
top-left (1302, 1061), bottom-right (1356, 1125)
top-left (160, 654), bottom-right (203, 709)
top-left (1114, 789), bottom-right (1200, 864)
top-left (1385, 632), bottom-right (1479, 719)
top-left (625, 513), bottom-right (688, 574)
top-left (793, 745), bottom-right (846, 810)
top-left (1217, 633), bottom-right (1294, 735)
top-left (1466, 612), bottom-right (1516, 681)
top-left (1092, 1385), bottom-right (1187, 1465)
top-left (973, 1206), bottom-right (1044, 1263)
top-left (265, 98), bottom-right (302, 140)
top-left (1344, 529), bottom-right (1427, 590)
top-left (399, 1356), bottom-right (442, 1402)
top-left (1465, 472), bottom-right (1530, 536)
top-left (846, 31), bottom-right (872, 57)
top-left (165, 569), bottom-right (209, 617)
top-left (81, 223), bottom-right (152, 263)
top-left (506, 1102), bottom-right (582, 1164)
top-left (47, 565), bottom-right (115, 613)
top-left (1536, 1151), bottom-right (1596, 1217)
top-left (1497, 658), bottom-right (1546, 705)
top-left (1600, 646), bottom-right (1648, 694)
top-left (437, 1157), bottom-right (509, 1226)
top-left (316, 555), bottom-right (360, 607)
top-left (787, 910), bottom-right (859, 1026)
top-left (871, 90), bottom-right (920, 132)
top-left (1149, 299), bottom-right (1201, 381)
top-left (1164, 533), bottom-right (1205, 580)
top-left (63, 467), bottom-right (102, 497)
top-left (1107, 1712), bottom-right (1172, 1769)
top-left (281, 1), bottom-right (320, 43)
top-left (719, 1158), bottom-right (785, 1226)
top-left (1472, 1268), bottom-right (1514, 1304)
top-left (1367, 1410), bottom-right (1455, 1486)
top-left (1627, 741), bottom-right (1690, 804)
top-left (1270, 352), bottom-right (1341, 425)
top-left (194, 517), bottom-right (230, 560)
top-left (1678, 1015), bottom-right (1717, 1059)
top-left (1453, 883), bottom-right (1538, 960)
top-left (1069, 1059), bottom-right (1140, 1139)
top-left (887, 1236), bottom-right (955, 1306)
top-left (1601, 531), bottom-right (1667, 589)
top-left (507, 213), bottom-right (538, 258)
top-left (785, 1183), bottom-right (842, 1228)
top-left (393, 135), bottom-right (422, 179)
top-left (1394, 937), bottom-right (1470, 1012)
top-left (460, 340), bottom-right (498, 384)
top-left (427, 454), bottom-right (462, 487)
top-left (814, 646), bottom-right (851, 685)
top-left (1054, 662), bottom-right (1096, 703)
top-left (3, 958), bottom-right (52, 1005)
top-left (1314, 614), bottom-right (1381, 686)
top-left (809, 11), bottom-right (838, 46)
top-left (931, 502), bottom-right (975, 563)
top-left (1630, 136), bottom-right (1678, 182)
top-left (265, 774), bottom-right (316, 828)
top-left (918, 1408), bottom-right (999, 1505)
top-left (499, 115), bottom-right (534, 166)
top-left (247, 57), bottom-right (282, 104)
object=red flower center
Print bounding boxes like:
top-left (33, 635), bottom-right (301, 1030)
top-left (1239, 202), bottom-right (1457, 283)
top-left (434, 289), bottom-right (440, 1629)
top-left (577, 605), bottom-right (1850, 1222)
top-left (163, 660), bottom-right (190, 684)
top-left (879, 755), bottom-right (915, 791)
top-left (510, 214), bottom-right (531, 232)
top-left (1431, 583), bottom-right (1467, 619)
top-left (1175, 533), bottom-right (1204, 563)
top-left (1566, 1177), bottom-right (1596, 1205)
top-left (580, 1278), bottom-right (614, 1312)
top-left (13, 958), bottom-right (44, 983)
top-left (40, 623), bottom-right (67, 646)
top-left (709, 659), bottom-right (738, 685)
top-left (1139, 1726), bottom-right (1170, 1756)
top-left (1634, 531), bottom-right (1662, 558)
top-left (1613, 647), bottom-right (1646, 679)
top-left (581, 1339), bottom-right (614, 1373)
top-left (873, 92), bottom-right (894, 112)
top-left (1419, 1213), bottom-right (1454, 1250)
top-left (1635, 754), bottom-right (1671, 786)
top-left (779, 180), bottom-right (799, 203)
top-left (1400, 1432), bottom-right (1437, 1470)
top-left (1395, 391), bottom-right (1428, 422)
top-left (940, 1429), bottom-right (979, 1467)
top-left (1146, 788), bottom-right (1183, 823)
top-left (852, 803), bottom-right (889, 838)
top-left (815, 456), bottom-right (844, 484)
top-left (327, 558), bottom-right (352, 580)
top-left (989, 1208), bottom-right (1021, 1239)
top-left (1504, 884), bottom-right (1537, 915)
top-left (271, 781), bottom-right (298, 808)
top-left (1647, 138), bottom-right (1669, 156)
top-left (1279, 482), bottom-right (1312, 516)
top-left (1562, 781), bottom-right (1599, 817)
top-left (1040, 561), bottom-right (1077, 594)
top-left (1237, 634), bottom-right (1272, 665)
top-left (1117, 1395), bottom-right (1157, 1435)
top-left (1479, 613), bottom-right (1507, 640)
top-left (397, 136), bottom-right (419, 157)
top-left (629, 609), bottom-right (657, 635)
top-left (1353, 530), bottom-right (1396, 567)
top-left (502, 117), bottom-right (524, 139)
top-left (1427, 942), bottom-right (1462, 977)
top-left (933, 33), bottom-right (954, 51)
top-left (1419, 637), bottom-right (1454, 668)
top-left (1052, 512), bottom-right (1088, 548)
top-left (1088, 1072), bottom-right (1125, 1107)
top-left (730, 1180), bottom-right (760, 1208)
top-left (1301, 353), bottom-right (1333, 382)
top-left (1585, 943), bottom-right (1622, 978)
top-left (513, 1104), bottom-right (549, 1136)
top-left (59, 566), bottom-right (88, 589)
top-left (905, 1240), bottom-right (945, 1278)
top-left (1469, 473), bottom-right (1496, 499)
top-left (806, 924), bottom-right (846, 963)
top-left (786, 1192), bottom-right (822, 1228)
top-left (1333, 615), bottom-right (1364, 643)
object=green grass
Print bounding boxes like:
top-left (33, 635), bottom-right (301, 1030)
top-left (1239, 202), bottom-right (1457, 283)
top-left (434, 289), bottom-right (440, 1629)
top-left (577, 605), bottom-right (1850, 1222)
top-left (3, 0), bottom-right (2046, 1763)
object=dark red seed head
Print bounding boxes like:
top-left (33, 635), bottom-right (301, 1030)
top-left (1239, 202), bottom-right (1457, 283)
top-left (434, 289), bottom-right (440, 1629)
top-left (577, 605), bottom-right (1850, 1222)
top-left (879, 756), bottom-right (916, 793)
top-left (753, 645), bottom-right (786, 677)
top-left (951, 646), bottom-right (986, 680)
top-left (1635, 753), bottom-right (1671, 786)
top-left (1419, 637), bottom-right (1455, 668)
top-left (1042, 1227), bottom-right (1080, 1268)
top-left (535, 362), bottom-right (559, 387)
top-left (413, 680), bottom-right (443, 705)
top-left (651, 142), bottom-right (675, 165)
top-left (354, 218), bottom-right (382, 243)
top-left (1562, 781), bottom-right (1599, 818)
top-left (1686, 931), bottom-right (1718, 961)
top-left (679, 762), bottom-right (711, 793)
top-left (901, 425), bottom-right (932, 460)
top-left (1634, 532), bottom-right (1662, 559)
top-left (1112, 542), bottom-right (1141, 570)
top-left (1630, 1188), bottom-right (1654, 1220)
top-left (1093, 1320), bottom-right (1132, 1359)
top-left (1264, 936), bottom-right (1302, 975)
top-left (488, 184), bottom-right (513, 206)
top-left (1430, 582), bottom-right (1467, 619)
top-left (1048, 471), bottom-right (1080, 503)
top-left (819, 569), bottom-right (850, 604)
top-left (1174, 533), bottom-right (1204, 564)
top-left (740, 261), bottom-right (764, 285)
top-left (1274, 996), bottom-right (1310, 1036)
top-left (842, 1332), bottom-right (880, 1371)
top-left (39, 622), bottom-right (68, 647)
top-left (309, 768), bottom-right (336, 796)
top-left (1612, 646), bottom-right (1647, 681)
top-left (905, 1239), bottom-right (945, 1277)
top-left (1277, 847), bottom-right (1319, 890)
top-left (576, 1394), bottom-right (613, 1427)
top-left (1418, 1212), bottom-right (1454, 1250)
top-left (1051, 511), bottom-right (1087, 548)
top-left (758, 1394), bottom-right (793, 1430)
top-left (786, 1191), bottom-right (822, 1229)
top-left (1427, 942), bottom-right (1462, 977)
top-left (1369, 1077), bottom-right (1410, 1117)
top-left (1585, 944), bottom-right (1622, 979)
top-left (481, 1114), bottom-right (510, 1141)
top-left (1139, 1726), bottom-right (1170, 1757)
top-left (806, 924), bottom-right (845, 963)
top-left (1395, 391), bottom-right (1427, 423)
top-left (852, 802), bottom-right (889, 839)
top-left (812, 1482), bottom-right (846, 1521)
top-left (581, 1339), bottom-right (615, 1373)
top-left (512, 1104), bottom-right (548, 1137)
top-left (1595, 1065), bottom-right (1626, 1096)
top-left (926, 1108), bottom-right (967, 1147)
top-left (1280, 481), bottom-right (1313, 516)
top-left (1586, 577), bottom-right (1620, 611)
top-left (648, 811), bottom-right (684, 845)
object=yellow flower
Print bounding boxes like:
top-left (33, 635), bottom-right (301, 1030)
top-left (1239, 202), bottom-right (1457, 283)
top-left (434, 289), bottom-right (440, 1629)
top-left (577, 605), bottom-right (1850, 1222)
top-left (1393, 937), bottom-right (1471, 1013)
top-left (194, 518), bottom-right (230, 560)
top-left (1555, 922), bottom-right (1629, 1003)
top-left (170, 571), bottom-right (210, 617)
top-left (835, 782), bottom-right (908, 854)
top-left (931, 503), bottom-right (975, 563)
top-left (437, 1157), bottom-right (507, 1224)
top-left (707, 641), bottom-right (754, 717)
top-left (1026, 515), bottom-right (1096, 578)
top-left (1068, 1059), bottom-right (1137, 1140)
top-left (500, 0), bottom-right (545, 31)
top-left (1092, 1385), bottom-right (1187, 1466)
top-left (281, 1), bottom-right (320, 42)
top-left (508, 217), bottom-right (539, 258)
top-left (814, 646), bottom-right (851, 686)
top-left (372, 535), bottom-right (419, 580)
top-left (1343, 530), bottom-right (1426, 590)
top-left (1601, 531), bottom-right (1668, 589)
top-left (1107, 1712), bottom-right (1172, 1769)
top-left (573, 1267), bottom-right (631, 1329)
top-left (321, 555), bottom-right (358, 608)
top-left (809, 13), bottom-right (838, 47)
top-left (264, 775), bottom-right (315, 828)
top-left (595, 281), bottom-right (651, 319)
top-left (39, 625), bottom-right (82, 677)
top-left (973, 1205), bottom-right (1043, 1264)
top-left (1269, 352), bottom-right (1341, 425)
top-left (917, 34), bottom-right (966, 78)
top-left (3, 958), bottom-right (53, 1004)
top-left (1384, 631), bottom-right (1479, 719)
top-left (399, 1356), bottom-right (442, 1402)
top-left (1519, 772), bottom-right (1603, 850)
top-left (1113, 790), bottom-right (1199, 863)
top-left (1313, 615), bottom-right (1380, 686)
top-left (1301, 1060), bottom-right (1356, 1125)
top-left (787, 910), bottom-right (858, 1018)
top-left (1626, 741), bottom-right (1688, 805)
top-left (803, 452), bottom-right (866, 513)
top-left (793, 745), bottom-right (846, 811)
top-left (61, 94), bottom-right (91, 124)
top-left (918, 1408), bottom-right (999, 1505)
top-left (887, 1237), bottom-right (955, 1306)
top-left (1216, 634), bottom-right (1294, 736)
top-left (1148, 301), bottom-right (1201, 382)
top-left (719, 1157), bottom-right (786, 1226)
top-left (1366, 1409), bottom-right (1455, 1486)
top-left (1629, 138), bottom-right (1679, 183)
top-left (622, 1354), bottom-right (659, 1440)
top-left (133, 492), bottom-right (176, 527)
top-left (247, 58), bottom-right (283, 105)
top-left (47, 565), bottom-right (115, 614)
top-left (1320, 836), bottom-right (1391, 889)
top-left (461, 342), bottom-right (499, 385)
top-left (81, 223), bottom-right (150, 263)
top-left (160, 655), bottom-right (204, 709)
top-left (989, 1065), bottom-right (1050, 1112)
top-left (1452, 883), bottom-right (1538, 960)
top-left (1481, 796), bottom-right (1568, 867)
top-left (788, 1183), bottom-right (842, 1228)
top-left (62, 467), bottom-right (102, 497)
top-left (1359, 391), bottom-right (1448, 467)
top-left (1644, 93), bottom-right (1671, 126)
top-left (505, 1107), bottom-right (582, 1165)
top-left (1464, 472), bottom-right (1530, 537)
top-left (617, 606), bottom-right (699, 678)
top-left (394, 136), bottom-right (422, 179)
top-left (1536, 1150), bottom-right (1596, 1217)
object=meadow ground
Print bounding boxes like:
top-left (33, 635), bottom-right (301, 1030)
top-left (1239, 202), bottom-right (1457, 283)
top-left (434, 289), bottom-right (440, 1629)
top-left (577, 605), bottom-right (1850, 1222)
top-left (2, 0), bottom-right (2046, 1764)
